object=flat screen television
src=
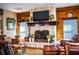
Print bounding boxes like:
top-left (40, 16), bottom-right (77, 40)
top-left (33, 10), bottom-right (49, 22)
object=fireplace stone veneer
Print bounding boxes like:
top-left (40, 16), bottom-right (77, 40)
top-left (29, 22), bottom-right (57, 43)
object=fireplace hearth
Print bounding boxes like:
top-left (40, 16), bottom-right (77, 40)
top-left (34, 30), bottom-right (49, 42)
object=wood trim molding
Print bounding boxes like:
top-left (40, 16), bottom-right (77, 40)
top-left (56, 6), bottom-right (79, 41)
top-left (62, 17), bottom-right (78, 20)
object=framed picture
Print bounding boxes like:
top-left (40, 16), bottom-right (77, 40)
top-left (6, 17), bottom-right (15, 30)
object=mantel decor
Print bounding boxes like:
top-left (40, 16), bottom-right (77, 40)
top-left (49, 14), bottom-right (54, 21)
top-left (6, 17), bottom-right (15, 30)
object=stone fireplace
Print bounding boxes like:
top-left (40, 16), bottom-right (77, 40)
top-left (28, 7), bottom-right (57, 43)
top-left (28, 22), bottom-right (57, 43)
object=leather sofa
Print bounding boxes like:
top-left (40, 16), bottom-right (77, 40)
top-left (43, 44), bottom-right (66, 55)
top-left (43, 45), bottom-right (58, 55)
top-left (64, 42), bottom-right (79, 55)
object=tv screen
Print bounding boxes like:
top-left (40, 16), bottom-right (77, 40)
top-left (33, 10), bottom-right (49, 21)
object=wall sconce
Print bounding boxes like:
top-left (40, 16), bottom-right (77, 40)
top-left (49, 14), bottom-right (54, 21)
top-left (68, 13), bottom-right (73, 17)
top-left (29, 16), bottom-right (32, 22)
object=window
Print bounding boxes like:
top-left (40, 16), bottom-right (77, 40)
top-left (20, 22), bottom-right (28, 39)
top-left (20, 26), bottom-right (26, 32)
top-left (63, 19), bottom-right (77, 40)
top-left (64, 25), bottom-right (72, 31)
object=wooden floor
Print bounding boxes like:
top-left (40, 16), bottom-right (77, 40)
top-left (18, 47), bottom-right (43, 55)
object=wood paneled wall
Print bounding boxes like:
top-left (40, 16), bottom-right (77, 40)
top-left (56, 5), bottom-right (79, 41)
top-left (16, 12), bottom-right (30, 35)
top-left (17, 12), bottom-right (30, 22)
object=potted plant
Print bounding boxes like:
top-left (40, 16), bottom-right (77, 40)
top-left (49, 35), bottom-right (54, 43)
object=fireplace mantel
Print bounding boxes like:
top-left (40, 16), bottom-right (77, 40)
top-left (27, 21), bottom-right (57, 26)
